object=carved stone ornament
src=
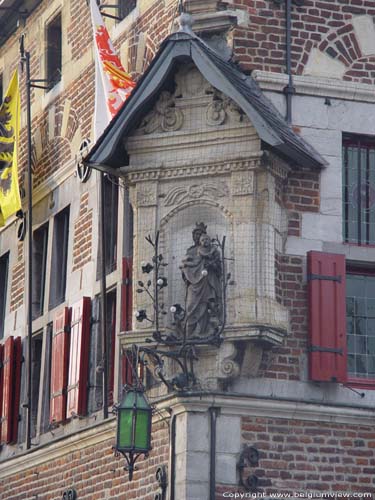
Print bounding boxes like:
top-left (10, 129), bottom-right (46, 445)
top-left (206, 99), bottom-right (226, 126)
top-left (140, 91), bottom-right (184, 134)
top-left (136, 183), bottom-right (157, 207)
top-left (175, 64), bottom-right (212, 98)
top-left (164, 182), bottom-right (229, 206)
top-left (218, 341), bottom-right (240, 380)
top-left (231, 170), bottom-right (254, 196)
top-left (206, 91), bottom-right (246, 127)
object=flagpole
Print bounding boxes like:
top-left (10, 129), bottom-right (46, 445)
top-left (23, 49), bottom-right (33, 451)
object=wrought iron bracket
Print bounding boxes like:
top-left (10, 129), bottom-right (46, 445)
top-left (114, 447), bottom-right (149, 481)
top-left (237, 445), bottom-right (259, 492)
top-left (155, 465), bottom-right (168, 500)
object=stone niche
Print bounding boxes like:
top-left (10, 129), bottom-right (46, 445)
top-left (120, 63), bottom-right (289, 389)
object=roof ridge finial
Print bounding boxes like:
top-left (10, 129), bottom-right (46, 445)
top-left (177, 12), bottom-right (195, 35)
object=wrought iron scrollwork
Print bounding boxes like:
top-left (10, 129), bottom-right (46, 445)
top-left (237, 446), bottom-right (259, 492)
top-left (154, 465), bottom-right (168, 500)
top-left (131, 226), bottom-right (231, 391)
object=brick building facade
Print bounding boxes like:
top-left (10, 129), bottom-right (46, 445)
top-left (0, 0), bottom-right (375, 499)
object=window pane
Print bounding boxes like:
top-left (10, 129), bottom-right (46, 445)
top-left (347, 272), bottom-right (375, 379)
top-left (368, 149), bottom-right (375, 243)
top-left (96, 176), bottom-right (118, 279)
top-left (32, 223), bottom-right (49, 319)
top-left (47, 14), bottom-right (62, 89)
top-left (118, 0), bottom-right (136, 20)
top-left (49, 206), bottom-right (69, 309)
top-left (343, 135), bottom-right (375, 245)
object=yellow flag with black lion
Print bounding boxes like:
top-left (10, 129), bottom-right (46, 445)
top-left (0, 70), bottom-right (21, 227)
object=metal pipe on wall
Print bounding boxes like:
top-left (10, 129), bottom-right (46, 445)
top-left (170, 414), bottom-right (176, 500)
top-left (284, 0), bottom-right (295, 124)
top-left (99, 171), bottom-right (109, 419)
top-left (209, 407), bottom-right (220, 500)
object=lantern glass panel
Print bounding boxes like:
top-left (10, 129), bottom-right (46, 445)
top-left (118, 409), bottom-right (133, 449)
top-left (134, 409), bottom-right (150, 450)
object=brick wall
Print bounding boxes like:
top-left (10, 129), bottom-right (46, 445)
top-left (10, 243), bottom-right (25, 312)
top-left (231, 0), bottom-right (375, 85)
top-left (270, 165), bottom-right (320, 381)
top-left (0, 420), bottom-right (169, 500)
top-left (215, 416), bottom-right (375, 497)
top-left (72, 192), bottom-right (93, 273)
top-left (266, 255), bottom-right (306, 380)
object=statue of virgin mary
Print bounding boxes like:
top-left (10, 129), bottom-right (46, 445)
top-left (180, 223), bottom-right (222, 338)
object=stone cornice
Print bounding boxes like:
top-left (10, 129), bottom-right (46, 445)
top-left (121, 155), bottom-right (263, 183)
top-left (252, 70), bottom-right (375, 103)
top-left (156, 392), bottom-right (375, 426)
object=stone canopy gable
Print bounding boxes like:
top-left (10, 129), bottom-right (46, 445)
top-left (84, 30), bottom-right (325, 171)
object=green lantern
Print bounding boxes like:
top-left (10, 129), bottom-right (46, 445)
top-left (115, 389), bottom-right (152, 480)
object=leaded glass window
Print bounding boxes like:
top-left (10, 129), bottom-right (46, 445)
top-left (346, 272), bottom-right (375, 379)
top-left (343, 135), bottom-right (375, 245)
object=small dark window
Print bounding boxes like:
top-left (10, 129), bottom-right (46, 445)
top-left (32, 223), bottom-right (49, 319)
top-left (118, 0), bottom-right (136, 20)
top-left (49, 206), bottom-right (69, 309)
top-left (97, 175), bottom-right (118, 278)
top-left (0, 252), bottom-right (9, 339)
top-left (46, 14), bottom-right (62, 89)
top-left (107, 290), bottom-right (117, 404)
top-left (88, 290), bottom-right (117, 413)
top-left (343, 134), bottom-right (375, 245)
top-left (40, 324), bottom-right (52, 433)
top-left (31, 332), bottom-right (43, 437)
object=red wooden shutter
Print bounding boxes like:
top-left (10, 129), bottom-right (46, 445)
top-left (307, 251), bottom-right (347, 382)
top-left (50, 307), bottom-right (71, 424)
top-left (1, 336), bottom-right (22, 444)
top-left (121, 257), bottom-right (132, 332)
top-left (0, 344), bottom-right (3, 440)
top-left (66, 297), bottom-right (91, 417)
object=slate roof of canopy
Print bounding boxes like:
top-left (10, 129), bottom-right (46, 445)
top-left (84, 27), bottom-right (325, 170)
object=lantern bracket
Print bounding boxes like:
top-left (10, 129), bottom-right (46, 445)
top-left (114, 448), bottom-right (149, 481)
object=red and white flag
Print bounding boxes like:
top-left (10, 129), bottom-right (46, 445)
top-left (90, 0), bottom-right (136, 140)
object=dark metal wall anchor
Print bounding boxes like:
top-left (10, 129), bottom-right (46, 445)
top-left (154, 465), bottom-right (168, 500)
top-left (237, 445), bottom-right (259, 492)
top-left (62, 489), bottom-right (77, 500)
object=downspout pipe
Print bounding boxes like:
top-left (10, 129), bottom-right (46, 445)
top-left (170, 414), bottom-right (176, 500)
top-left (209, 407), bottom-right (220, 500)
top-left (283, 0), bottom-right (295, 124)
top-left (99, 171), bottom-right (109, 420)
